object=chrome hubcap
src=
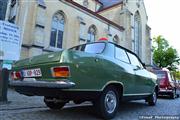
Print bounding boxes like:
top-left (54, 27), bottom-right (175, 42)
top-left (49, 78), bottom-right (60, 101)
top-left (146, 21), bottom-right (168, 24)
top-left (173, 90), bottom-right (176, 98)
top-left (104, 91), bottom-right (117, 114)
top-left (153, 92), bottom-right (157, 103)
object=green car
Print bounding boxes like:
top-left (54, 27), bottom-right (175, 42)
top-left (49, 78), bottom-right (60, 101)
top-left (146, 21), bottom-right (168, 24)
top-left (10, 41), bottom-right (158, 119)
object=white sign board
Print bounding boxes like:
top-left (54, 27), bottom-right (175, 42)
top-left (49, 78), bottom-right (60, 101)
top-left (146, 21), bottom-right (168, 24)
top-left (0, 20), bottom-right (21, 60)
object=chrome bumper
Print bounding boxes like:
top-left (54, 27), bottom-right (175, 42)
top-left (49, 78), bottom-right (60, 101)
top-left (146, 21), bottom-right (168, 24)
top-left (9, 79), bottom-right (75, 89)
top-left (159, 90), bottom-right (173, 92)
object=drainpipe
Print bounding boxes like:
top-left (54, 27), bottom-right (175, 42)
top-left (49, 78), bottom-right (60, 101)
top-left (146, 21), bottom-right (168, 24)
top-left (19, 1), bottom-right (30, 59)
top-left (5, 0), bottom-right (11, 21)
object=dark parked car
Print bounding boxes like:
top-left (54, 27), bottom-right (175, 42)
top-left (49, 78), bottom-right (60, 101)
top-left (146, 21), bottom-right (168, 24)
top-left (153, 68), bottom-right (177, 99)
top-left (10, 41), bottom-right (158, 119)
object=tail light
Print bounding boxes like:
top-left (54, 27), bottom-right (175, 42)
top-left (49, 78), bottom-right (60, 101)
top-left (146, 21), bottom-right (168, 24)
top-left (11, 71), bottom-right (22, 80)
top-left (51, 66), bottom-right (70, 78)
top-left (167, 82), bottom-right (173, 90)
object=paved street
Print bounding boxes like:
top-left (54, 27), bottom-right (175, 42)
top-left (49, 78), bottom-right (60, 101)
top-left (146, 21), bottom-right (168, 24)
top-left (0, 89), bottom-right (180, 120)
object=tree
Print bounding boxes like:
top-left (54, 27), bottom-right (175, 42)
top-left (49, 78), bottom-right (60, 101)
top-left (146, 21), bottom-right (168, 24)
top-left (153, 35), bottom-right (180, 71)
top-left (175, 71), bottom-right (180, 80)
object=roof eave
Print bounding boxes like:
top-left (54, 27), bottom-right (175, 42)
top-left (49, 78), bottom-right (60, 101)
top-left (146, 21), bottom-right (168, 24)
top-left (64, 0), bottom-right (124, 31)
top-left (97, 1), bottom-right (123, 13)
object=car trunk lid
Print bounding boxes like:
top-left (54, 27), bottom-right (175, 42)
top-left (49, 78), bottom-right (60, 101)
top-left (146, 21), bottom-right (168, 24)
top-left (14, 51), bottom-right (63, 68)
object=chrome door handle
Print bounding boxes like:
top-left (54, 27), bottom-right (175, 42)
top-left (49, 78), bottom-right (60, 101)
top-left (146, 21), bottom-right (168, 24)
top-left (95, 58), bottom-right (99, 62)
top-left (133, 66), bottom-right (141, 71)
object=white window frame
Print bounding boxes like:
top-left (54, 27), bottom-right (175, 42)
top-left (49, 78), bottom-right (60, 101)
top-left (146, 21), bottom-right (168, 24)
top-left (50, 12), bottom-right (65, 49)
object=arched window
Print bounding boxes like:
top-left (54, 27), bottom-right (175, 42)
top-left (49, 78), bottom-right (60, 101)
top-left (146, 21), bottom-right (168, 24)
top-left (133, 11), bottom-right (141, 57)
top-left (50, 12), bottom-right (65, 48)
top-left (113, 35), bottom-right (119, 44)
top-left (87, 25), bottom-right (97, 42)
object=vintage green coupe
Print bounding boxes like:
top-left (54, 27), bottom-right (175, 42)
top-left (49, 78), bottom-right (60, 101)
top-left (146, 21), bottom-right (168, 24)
top-left (10, 41), bottom-right (158, 119)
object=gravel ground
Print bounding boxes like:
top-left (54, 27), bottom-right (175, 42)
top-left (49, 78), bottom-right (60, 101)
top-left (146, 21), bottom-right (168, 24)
top-left (0, 89), bottom-right (180, 120)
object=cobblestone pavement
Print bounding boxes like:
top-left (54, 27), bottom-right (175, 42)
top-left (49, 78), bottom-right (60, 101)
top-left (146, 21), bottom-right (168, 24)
top-left (0, 89), bottom-right (180, 120)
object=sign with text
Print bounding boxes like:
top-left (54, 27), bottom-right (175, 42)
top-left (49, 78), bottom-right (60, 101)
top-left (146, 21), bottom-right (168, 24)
top-left (0, 20), bottom-right (21, 60)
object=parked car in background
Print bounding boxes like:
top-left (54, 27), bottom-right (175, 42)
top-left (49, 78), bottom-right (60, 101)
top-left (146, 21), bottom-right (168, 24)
top-left (10, 41), bottom-right (158, 119)
top-left (153, 68), bottom-right (177, 99)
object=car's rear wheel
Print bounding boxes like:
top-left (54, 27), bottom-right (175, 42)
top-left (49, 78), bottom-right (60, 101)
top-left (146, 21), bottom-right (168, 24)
top-left (44, 97), bottom-right (67, 110)
top-left (94, 86), bottom-right (119, 119)
top-left (147, 90), bottom-right (157, 106)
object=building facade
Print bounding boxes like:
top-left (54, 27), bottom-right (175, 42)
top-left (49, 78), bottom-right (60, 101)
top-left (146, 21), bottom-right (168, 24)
top-left (5, 0), bottom-right (152, 65)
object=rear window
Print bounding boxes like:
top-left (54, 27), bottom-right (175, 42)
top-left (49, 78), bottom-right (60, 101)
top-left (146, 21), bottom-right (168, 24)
top-left (70, 42), bottom-right (105, 54)
top-left (154, 70), bottom-right (175, 82)
top-left (168, 72), bottom-right (174, 82)
top-left (154, 71), bottom-right (166, 79)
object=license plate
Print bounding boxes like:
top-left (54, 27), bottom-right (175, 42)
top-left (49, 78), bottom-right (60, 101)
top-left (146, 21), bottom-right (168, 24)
top-left (22, 68), bottom-right (42, 78)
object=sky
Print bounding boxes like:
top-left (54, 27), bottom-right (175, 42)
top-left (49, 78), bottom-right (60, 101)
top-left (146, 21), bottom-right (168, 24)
top-left (144, 0), bottom-right (180, 69)
top-left (3, 0), bottom-right (179, 67)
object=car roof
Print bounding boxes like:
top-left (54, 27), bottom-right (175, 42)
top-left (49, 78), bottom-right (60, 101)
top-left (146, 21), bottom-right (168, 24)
top-left (162, 68), bottom-right (170, 72)
top-left (70, 41), bottom-right (143, 63)
top-left (93, 41), bottom-right (137, 55)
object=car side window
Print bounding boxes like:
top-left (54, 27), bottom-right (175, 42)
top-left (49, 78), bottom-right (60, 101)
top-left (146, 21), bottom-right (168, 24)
top-left (168, 72), bottom-right (173, 82)
top-left (115, 47), bottom-right (130, 63)
top-left (127, 52), bottom-right (143, 68)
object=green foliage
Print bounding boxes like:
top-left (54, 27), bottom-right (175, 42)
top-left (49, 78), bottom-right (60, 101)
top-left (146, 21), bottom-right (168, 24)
top-left (171, 71), bottom-right (180, 80)
top-left (153, 35), bottom-right (180, 71)
top-left (176, 71), bottom-right (180, 80)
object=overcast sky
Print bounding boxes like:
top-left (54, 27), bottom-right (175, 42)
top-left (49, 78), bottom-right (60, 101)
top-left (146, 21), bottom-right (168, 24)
top-left (144, 0), bottom-right (180, 69)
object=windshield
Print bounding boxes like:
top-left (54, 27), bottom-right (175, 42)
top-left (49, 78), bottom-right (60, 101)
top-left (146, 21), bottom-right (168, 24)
top-left (70, 42), bottom-right (105, 54)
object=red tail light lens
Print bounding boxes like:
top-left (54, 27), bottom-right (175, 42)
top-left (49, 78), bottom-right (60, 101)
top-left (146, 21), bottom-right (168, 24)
top-left (11, 71), bottom-right (22, 80)
top-left (51, 66), bottom-right (70, 78)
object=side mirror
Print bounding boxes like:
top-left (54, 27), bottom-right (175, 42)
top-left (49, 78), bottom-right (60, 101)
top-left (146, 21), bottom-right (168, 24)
top-left (133, 65), bottom-right (142, 71)
top-left (142, 63), bottom-right (146, 69)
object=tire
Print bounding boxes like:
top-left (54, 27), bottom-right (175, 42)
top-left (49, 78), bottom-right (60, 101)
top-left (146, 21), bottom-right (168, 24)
top-left (94, 87), bottom-right (119, 120)
top-left (170, 89), bottom-right (176, 99)
top-left (44, 97), bottom-right (67, 110)
top-left (147, 90), bottom-right (157, 106)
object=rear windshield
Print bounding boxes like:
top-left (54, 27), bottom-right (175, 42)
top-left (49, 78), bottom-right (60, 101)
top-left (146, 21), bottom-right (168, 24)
top-left (154, 71), bottom-right (166, 79)
top-left (69, 42), bottom-right (105, 54)
top-left (154, 70), bottom-right (174, 82)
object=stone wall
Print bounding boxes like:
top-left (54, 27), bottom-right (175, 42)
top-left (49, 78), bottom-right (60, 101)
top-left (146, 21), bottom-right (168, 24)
top-left (11, 0), bottom-right (123, 58)
top-left (98, 0), bottom-right (152, 64)
top-left (5, 0), bottom-right (152, 65)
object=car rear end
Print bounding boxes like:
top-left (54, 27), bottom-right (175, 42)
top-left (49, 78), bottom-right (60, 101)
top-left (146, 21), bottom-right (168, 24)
top-left (154, 70), bottom-right (176, 98)
top-left (10, 50), bottom-right (77, 96)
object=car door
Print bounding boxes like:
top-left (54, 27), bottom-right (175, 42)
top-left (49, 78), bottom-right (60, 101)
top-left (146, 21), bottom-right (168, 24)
top-left (114, 46), bottom-right (136, 95)
top-left (127, 52), bottom-right (152, 94)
